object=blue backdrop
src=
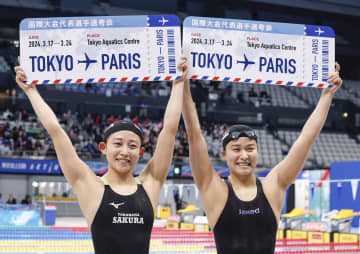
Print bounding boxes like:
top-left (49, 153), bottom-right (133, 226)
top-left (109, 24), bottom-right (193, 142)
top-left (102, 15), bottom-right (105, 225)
top-left (330, 161), bottom-right (360, 227)
top-left (0, 205), bottom-right (40, 226)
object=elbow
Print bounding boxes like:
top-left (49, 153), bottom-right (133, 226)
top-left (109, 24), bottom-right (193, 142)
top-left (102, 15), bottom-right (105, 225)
top-left (161, 123), bottom-right (179, 137)
top-left (297, 133), bottom-right (317, 148)
top-left (46, 123), bottom-right (64, 137)
top-left (187, 130), bottom-right (203, 142)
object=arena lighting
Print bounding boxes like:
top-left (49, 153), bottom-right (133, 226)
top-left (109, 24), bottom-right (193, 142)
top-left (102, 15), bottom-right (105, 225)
top-left (342, 112), bottom-right (349, 119)
top-left (12, 40), bottom-right (19, 48)
top-left (174, 167), bottom-right (180, 175)
top-left (32, 181), bottom-right (39, 188)
top-left (173, 164), bottom-right (182, 177)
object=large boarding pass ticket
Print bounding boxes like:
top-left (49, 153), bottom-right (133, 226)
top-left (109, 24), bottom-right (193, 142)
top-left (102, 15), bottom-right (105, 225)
top-left (183, 16), bottom-right (335, 88)
top-left (20, 15), bottom-right (181, 84)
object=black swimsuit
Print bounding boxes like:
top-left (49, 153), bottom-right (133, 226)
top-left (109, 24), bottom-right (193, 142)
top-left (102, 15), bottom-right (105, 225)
top-left (91, 183), bottom-right (154, 254)
top-left (213, 178), bottom-right (278, 254)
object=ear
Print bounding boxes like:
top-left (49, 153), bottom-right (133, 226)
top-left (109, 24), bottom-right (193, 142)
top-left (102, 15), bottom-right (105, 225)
top-left (221, 149), bottom-right (226, 159)
top-left (139, 147), bottom-right (145, 157)
top-left (98, 142), bottom-right (106, 155)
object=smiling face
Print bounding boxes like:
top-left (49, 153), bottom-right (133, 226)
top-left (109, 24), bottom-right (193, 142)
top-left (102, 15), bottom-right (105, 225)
top-left (222, 137), bottom-right (258, 177)
top-left (99, 130), bottom-right (144, 174)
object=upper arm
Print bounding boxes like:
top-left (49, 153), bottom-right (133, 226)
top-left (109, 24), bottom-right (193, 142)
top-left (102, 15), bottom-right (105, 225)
top-left (188, 132), bottom-right (218, 191)
top-left (140, 127), bottom-right (176, 186)
top-left (51, 128), bottom-right (104, 225)
top-left (51, 128), bottom-right (98, 186)
top-left (187, 133), bottom-right (228, 228)
top-left (136, 133), bottom-right (173, 202)
top-left (193, 161), bottom-right (227, 228)
top-left (266, 134), bottom-right (312, 190)
top-left (140, 76), bottom-right (184, 186)
top-left (268, 86), bottom-right (335, 189)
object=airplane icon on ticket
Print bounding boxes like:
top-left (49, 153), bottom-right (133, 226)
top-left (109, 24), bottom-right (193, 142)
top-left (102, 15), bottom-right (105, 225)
top-left (78, 53), bottom-right (97, 71)
top-left (158, 16), bottom-right (169, 26)
top-left (237, 54), bottom-right (255, 71)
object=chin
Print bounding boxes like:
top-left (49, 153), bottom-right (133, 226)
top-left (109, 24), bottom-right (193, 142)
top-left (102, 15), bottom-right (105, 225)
top-left (112, 165), bottom-right (132, 174)
top-left (234, 166), bottom-right (253, 175)
top-left (239, 169), bottom-right (253, 175)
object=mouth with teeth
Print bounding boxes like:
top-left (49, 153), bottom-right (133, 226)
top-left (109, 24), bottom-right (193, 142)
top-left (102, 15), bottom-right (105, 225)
top-left (116, 158), bottom-right (131, 163)
top-left (236, 161), bottom-right (251, 166)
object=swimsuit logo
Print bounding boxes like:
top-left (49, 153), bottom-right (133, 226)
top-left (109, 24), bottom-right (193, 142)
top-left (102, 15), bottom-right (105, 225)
top-left (112, 212), bottom-right (144, 224)
top-left (239, 208), bottom-right (260, 215)
top-left (109, 202), bottom-right (125, 209)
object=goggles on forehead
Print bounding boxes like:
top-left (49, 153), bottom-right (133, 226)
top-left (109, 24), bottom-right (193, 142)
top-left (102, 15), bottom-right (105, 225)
top-left (222, 130), bottom-right (257, 150)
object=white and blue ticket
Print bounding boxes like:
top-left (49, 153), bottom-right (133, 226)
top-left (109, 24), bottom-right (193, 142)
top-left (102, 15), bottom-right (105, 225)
top-left (20, 15), bottom-right (181, 85)
top-left (183, 16), bottom-right (335, 88)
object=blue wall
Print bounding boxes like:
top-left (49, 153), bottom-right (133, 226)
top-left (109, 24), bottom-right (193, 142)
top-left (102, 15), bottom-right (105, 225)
top-left (330, 161), bottom-right (360, 227)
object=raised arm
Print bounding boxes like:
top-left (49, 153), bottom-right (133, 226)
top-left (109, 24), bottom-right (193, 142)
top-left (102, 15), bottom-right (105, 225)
top-left (14, 66), bottom-right (98, 188)
top-left (182, 79), bottom-right (227, 228)
top-left (140, 57), bottom-right (188, 190)
top-left (266, 64), bottom-right (343, 192)
top-left (182, 81), bottom-right (221, 191)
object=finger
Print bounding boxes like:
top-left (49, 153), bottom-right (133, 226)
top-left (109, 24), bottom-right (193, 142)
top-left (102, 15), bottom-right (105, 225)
top-left (17, 71), bottom-right (26, 79)
top-left (177, 61), bottom-right (186, 70)
top-left (327, 74), bottom-right (336, 80)
top-left (327, 71), bottom-right (339, 80)
top-left (17, 70), bottom-right (25, 75)
top-left (178, 57), bottom-right (186, 64)
top-left (327, 77), bottom-right (336, 84)
top-left (18, 56), bottom-right (21, 65)
top-left (334, 78), bottom-right (342, 86)
top-left (16, 76), bottom-right (26, 86)
top-left (328, 77), bottom-right (341, 86)
top-left (18, 72), bottom-right (28, 81)
top-left (18, 75), bottom-right (27, 82)
top-left (335, 62), bottom-right (340, 72)
top-left (179, 59), bottom-right (186, 66)
top-left (181, 56), bottom-right (187, 61)
top-left (182, 65), bottom-right (189, 74)
top-left (327, 77), bottom-right (337, 84)
top-left (177, 63), bottom-right (184, 70)
top-left (14, 66), bottom-right (24, 73)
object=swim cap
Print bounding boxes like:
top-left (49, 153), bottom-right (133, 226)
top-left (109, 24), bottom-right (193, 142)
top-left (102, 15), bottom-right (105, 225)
top-left (103, 120), bottom-right (143, 146)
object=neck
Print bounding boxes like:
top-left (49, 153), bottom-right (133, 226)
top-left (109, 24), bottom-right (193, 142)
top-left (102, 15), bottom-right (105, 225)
top-left (104, 168), bottom-right (137, 186)
top-left (229, 173), bottom-right (256, 187)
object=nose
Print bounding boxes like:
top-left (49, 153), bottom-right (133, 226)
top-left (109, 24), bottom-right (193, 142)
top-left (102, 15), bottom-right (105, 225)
top-left (119, 146), bottom-right (130, 157)
top-left (239, 149), bottom-right (249, 160)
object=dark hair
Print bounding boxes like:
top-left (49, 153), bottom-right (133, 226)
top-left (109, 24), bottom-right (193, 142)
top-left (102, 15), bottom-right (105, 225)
top-left (103, 120), bottom-right (143, 146)
top-left (221, 124), bottom-right (257, 150)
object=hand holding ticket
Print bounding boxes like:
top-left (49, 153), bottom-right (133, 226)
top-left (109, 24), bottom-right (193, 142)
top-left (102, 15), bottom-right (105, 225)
top-left (183, 16), bottom-right (335, 88)
top-left (20, 15), bottom-right (181, 84)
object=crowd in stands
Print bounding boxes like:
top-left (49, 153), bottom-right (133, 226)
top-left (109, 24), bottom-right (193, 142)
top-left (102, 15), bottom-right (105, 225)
top-left (0, 108), bottom-right (230, 161)
top-left (2, 106), bottom-right (359, 168)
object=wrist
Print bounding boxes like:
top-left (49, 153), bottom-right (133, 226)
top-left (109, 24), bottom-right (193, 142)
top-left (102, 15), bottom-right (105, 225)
top-left (24, 86), bottom-right (38, 96)
top-left (321, 88), bottom-right (335, 98)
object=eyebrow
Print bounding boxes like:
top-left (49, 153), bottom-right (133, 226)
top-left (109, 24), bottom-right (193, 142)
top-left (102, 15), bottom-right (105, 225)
top-left (231, 143), bottom-right (256, 148)
top-left (112, 138), bottom-right (139, 144)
